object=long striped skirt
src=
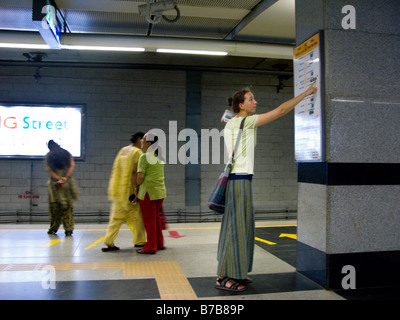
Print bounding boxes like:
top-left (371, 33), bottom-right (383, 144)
top-left (216, 174), bottom-right (254, 279)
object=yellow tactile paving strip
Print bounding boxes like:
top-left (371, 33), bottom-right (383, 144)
top-left (0, 261), bottom-right (198, 300)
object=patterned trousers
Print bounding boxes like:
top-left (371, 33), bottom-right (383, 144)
top-left (48, 202), bottom-right (74, 234)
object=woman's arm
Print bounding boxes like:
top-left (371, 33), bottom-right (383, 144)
top-left (45, 162), bottom-right (61, 181)
top-left (137, 172), bottom-right (144, 186)
top-left (256, 80), bottom-right (318, 127)
top-left (62, 156), bottom-right (75, 181)
top-left (131, 162), bottom-right (139, 191)
top-left (136, 154), bottom-right (146, 186)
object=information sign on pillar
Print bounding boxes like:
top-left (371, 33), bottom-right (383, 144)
top-left (293, 31), bottom-right (325, 162)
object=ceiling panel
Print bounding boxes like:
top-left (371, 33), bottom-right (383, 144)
top-left (235, 0), bottom-right (295, 43)
top-left (0, 0), bottom-right (296, 70)
top-left (151, 15), bottom-right (240, 39)
top-left (165, 0), bottom-right (261, 10)
top-left (0, 7), bottom-right (36, 31)
top-left (64, 10), bottom-right (148, 35)
top-left (0, 0), bottom-right (295, 40)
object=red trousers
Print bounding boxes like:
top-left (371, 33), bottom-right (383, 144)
top-left (139, 193), bottom-right (164, 253)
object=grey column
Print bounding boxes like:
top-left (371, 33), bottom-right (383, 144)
top-left (296, 0), bottom-right (400, 289)
top-left (185, 71), bottom-right (202, 211)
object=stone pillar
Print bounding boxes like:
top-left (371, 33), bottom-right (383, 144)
top-left (185, 71), bottom-right (202, 211)
top-left (295, 0), bottom-right (400, 289)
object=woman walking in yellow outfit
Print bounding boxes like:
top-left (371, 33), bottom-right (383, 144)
top-left (102, 132), bottom-right (146, 251)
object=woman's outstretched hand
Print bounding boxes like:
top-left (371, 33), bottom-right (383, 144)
top-left (305, 79), bottom-right (318, 96)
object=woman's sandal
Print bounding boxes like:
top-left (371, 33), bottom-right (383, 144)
top-left (233, 277), bottom-right (252, 284)
top-left (215, 277), bottom-right (246, 292)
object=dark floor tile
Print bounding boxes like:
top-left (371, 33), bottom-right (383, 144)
top-left (0, 281), bottom-right (54, 300)
top-left (0, 279), bottom-right (160, 300)
top-left (255, 226), bottom-right (297, 267)
top-left (335, 286), bottom-right (400, 300)
top-left (50, 279), bottom-right (160, 300)
top-left (189, 272), bottom-right (322, 298)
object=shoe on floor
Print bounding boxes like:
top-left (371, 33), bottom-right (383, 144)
top-left (101, 246), bottom-right (120, 252)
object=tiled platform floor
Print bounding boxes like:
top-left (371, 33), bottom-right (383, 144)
top-left (0, 220), bottom-right (398, 301)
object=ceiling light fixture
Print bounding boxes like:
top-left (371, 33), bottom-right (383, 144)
top-left (156, 49), bottom-right (228, 56)
top-left (0, 43), bottom-right (50, 50)
top-left (61, 45), bottom-right (145, 52)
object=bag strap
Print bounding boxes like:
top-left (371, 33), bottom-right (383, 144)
top-left (227, 117), bottom-right (246, 166)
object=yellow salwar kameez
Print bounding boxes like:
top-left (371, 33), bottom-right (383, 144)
top-left (103, 146), bottom-right (146, 247)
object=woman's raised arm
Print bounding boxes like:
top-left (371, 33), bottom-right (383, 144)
top-left (256, 80), bottom-right (318, 127)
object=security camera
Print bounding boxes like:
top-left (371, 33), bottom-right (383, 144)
top-left (138, 0), bottom-right (177, 16)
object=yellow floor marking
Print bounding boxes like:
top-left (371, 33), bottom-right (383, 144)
top-left (255, 237), bottom-right (276, 245)
top-left (122, 261), bottom-right (151, 277)
top-left (0, 261), bottom-right (197, 300)
top-left (84, 237), bottom-right (105, 250)
top-left (40, 239), bottom-right (65, 248)
top-left (151, 261), bottom-right (197, 300)
top-left (279, 233), bottom-right (297, 240)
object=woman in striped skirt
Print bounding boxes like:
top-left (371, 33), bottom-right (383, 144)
top-left (216, 81), bottom-right (318, 292)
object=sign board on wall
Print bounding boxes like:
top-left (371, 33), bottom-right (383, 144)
top-left (293, 32), bottom-right (325, 162)
top-left (0, 104), bottom-right (85, 159)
